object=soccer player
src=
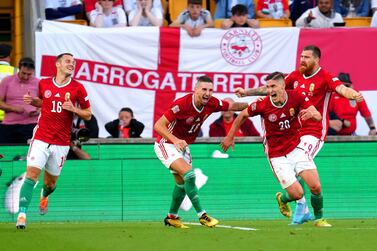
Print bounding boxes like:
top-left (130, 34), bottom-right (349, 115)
top-left (16, 53), bottom-right (91, 229)
top-left (154, 75), bottom-right (248, 228)
top-left (221, 72), bottom-right (332, 227)
top-left (234, 45), bottom-right (362, 225)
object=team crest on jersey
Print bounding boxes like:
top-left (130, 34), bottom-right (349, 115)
top-left (309, 83), bottom-right (315, 92)
top-left (268, 114), bottom-right (277, 122)
top-left (44, 90), bottom-right (52, 98)
top-left (220, 29), bottom-right (262, 66)
top-left (289, 108), bottom-right (295, 116)
top-left (171, 105), bottom-right (180, 114)
top-left (293, 81), bottom-right (299, 89)
top-left (186, 117), bottom-right (194, 124)
top-left (349, 100), bottom-right (357, 107)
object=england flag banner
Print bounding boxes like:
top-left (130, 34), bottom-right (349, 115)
top-left (36, 21), bottom-right (377, 137)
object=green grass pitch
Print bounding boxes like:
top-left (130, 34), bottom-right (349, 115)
top-left (1, 219), bottom-right (377, 251)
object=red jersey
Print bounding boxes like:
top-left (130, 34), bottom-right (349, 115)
top-left (329, 93), bottom-right (371, 135)
top-left (247, 90), bottom-right (312, 158)
top-left (156, 94), bottom-right (230, 144)
top-left (285, 68), bottom-right (342, 140)
top-left (33, 77), bottom-right (91, 145)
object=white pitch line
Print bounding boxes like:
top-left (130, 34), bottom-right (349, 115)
top-left (184, 222), bottom-right (258, 231)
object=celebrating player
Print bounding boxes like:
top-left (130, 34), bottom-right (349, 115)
top-left (16, 53), bottom-right (92, 229)
top-left (234, 45), bottom-right (362, 225)
top-left (221, 72), bottom-right (332, 227)
top-left (154, 75), bottom-right (248, 228)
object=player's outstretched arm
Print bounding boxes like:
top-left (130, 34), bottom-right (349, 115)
top-left (300, 105), bottom-right (322, 121)
top-left (335, 84), bottom-right (363, 102)
top-left (228, 101), bottom-right (248, 111)
top-left (235, 86), bottom-right (268, 97)
top-left (154, 115), bottom-right (188, 152)
top-left (221, 108), bottom-right (249, 152)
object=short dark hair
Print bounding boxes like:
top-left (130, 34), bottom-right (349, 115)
top-left (188, 0), bottom-right (202, 5)
top-left (231, 4), bottom-right (248, 16)
top-left (266, 71), bottom-right (285, 81)
top-left (18, 57), bottom-right (35, 70)
top-left (56, 53), bottom-right (73, 62)
top-left (338, 72), bottom-right (352, 84)
top-left (197, 75), bottom-right (213, 83)
top-left (119, 107), bottom-right (134, 117)
top-left (303, 45), bottom-right (321, 59)
top-left (0, 43), bottom-right (12, 58)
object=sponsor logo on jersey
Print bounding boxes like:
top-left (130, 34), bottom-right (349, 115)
top-left (289, 108), bottom-right (295, 116)
top-left (220, 29), bottom-right (262, 66)
top-left (54, 93), bottom-right (61, 98)
top-left (171, 105), bottom-right (180, 114)
top-left (280, 113), bottom-right (286, 118)
top-left (300, 84), bottom-right (305, 88)
top-left (44, 90), bottom-right (52, 98)
top-left (268, 114), bottom-right (277, 122)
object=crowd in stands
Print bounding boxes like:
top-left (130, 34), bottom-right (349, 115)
top-left (43, 0), bottom-right (377, 28)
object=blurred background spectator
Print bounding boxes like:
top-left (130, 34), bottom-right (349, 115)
top-left (45, 0), bottom-right (84, 20)
top-left (333, 0), bottom-right (370, 18)
top-left (372, 10), bottom-right (377, 27)
top-left (90, 0), bottom-right (127, 27)
top-left (221, 4), bottom-right (259, 28)
top-left (214, 0), bottom-right (256, 19)
top-left (128, 0), bottom-right (163, 26)
top-left (124, 0), bottom-right (163, 14)
top-left (170, 0), bottom-right (214, 38)
top-left (0, 43), bottom-right (17, 123)
top-left (84, 0), bottom-right (122, 19)
top-left (105, 107), bottom-right (144, 138)
top-left (0, 58), bottom-right (39, 144)
top-left (289, 0), bottom-right (317, 26)
top-left (256, 0), bottom-right (290, 19)
top-left (295, 0), bottom-right (344, 28)
top-left (328, 73), bottom-right (376, 136)
top-left (209, 97), bottom-right (260, 137)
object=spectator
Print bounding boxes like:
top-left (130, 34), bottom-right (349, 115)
top-left (256, 0), bottom-right (290, 19)
top-left (221, 4), bottom-right (260, 28)
top-left (333, 0), bottom-right (370, 17)
top-left (214, 0), bottom-right (256, 19)
top-left (90, 0), bottom-right (127, 27)
top-left (295, 0), bottom-right (343, 28)
top-left (372, 11), bottom-right (377, 27)
top-left (373, 0), bottom-right (377, 13)
top-left (328, 73), bottom-right (376, 136)
top-left (67, 115), bottom-right (99, 160)
top-left (209, 97), bottom-right (260, 136)
top-left (45, 0), bottom-right (84, 20)
top-left (123, 0), bottom-right (162, 14)
top-left (0, 43), bottom-right (17, 123)
top-left (84, 0), bottom-right (122, 18)
top-left (170, 0), bottom-right (214, 38)
top-left (0, 58), bottom-right (39, 144)
top-left (105, 107), bottom-right (144, 138)
top-left (128, 0), bottom-right (163, 26)
top-left (290, 0), bottom-right (318, 25)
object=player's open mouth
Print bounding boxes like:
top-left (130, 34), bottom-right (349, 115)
top-left (271, 93), bottom-right (277, 98)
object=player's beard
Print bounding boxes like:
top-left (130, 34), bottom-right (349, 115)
top-left (299, 62), bottom-right (314, 75)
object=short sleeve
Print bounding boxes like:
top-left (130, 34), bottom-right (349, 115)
top-left (284, 72), bottom-right (295, 90)
top-left (0, 76), bottom-right (9, 98)
top-left (212, 96), bottom-right (230, 112)
top-left (163, 100), bottom-right (181, 123)
top-left (326, 73), bottom-right (343, 91)
top-left (77, 84), bottom-right (91, 109)
top-left (247, 100), bottom-right (262, 117)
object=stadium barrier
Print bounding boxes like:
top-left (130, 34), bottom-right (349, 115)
top-left (0, 136), bottom-right (376, 222)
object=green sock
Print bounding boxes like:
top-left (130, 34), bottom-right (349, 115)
top-left (183, 170), bottom-right (203, 214)
top-left (19, 178), bottom-right (36, 214)
top-left (168, 184), bottom-right (186, 215)
top-left (281, 192), bottom-right (293, 203)
top-left (311, 193), bottom-right (324, 219)
top-left (42, 184), bottom-right (56, 198)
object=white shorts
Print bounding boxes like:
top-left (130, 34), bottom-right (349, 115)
top-left (269, 147), bottom-right (316, 189)
top-left (154, 142), bottom-right (192, 171)
top-left (27, 139), bottom-right (69, 176)
top-left (297, 135), bottom-right (324, 159)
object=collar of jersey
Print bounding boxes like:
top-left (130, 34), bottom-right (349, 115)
top-left (269, 91), bottom-right (288, 108)
top-left (192, 94), bottom-right (204, 113)
top-left (303, 67), bottom-right (321, 79)
top-left (53, 77), bottom-right (72, 88)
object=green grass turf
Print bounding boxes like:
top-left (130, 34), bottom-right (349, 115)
top-left (1, 220), bottom-right (377, 251)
